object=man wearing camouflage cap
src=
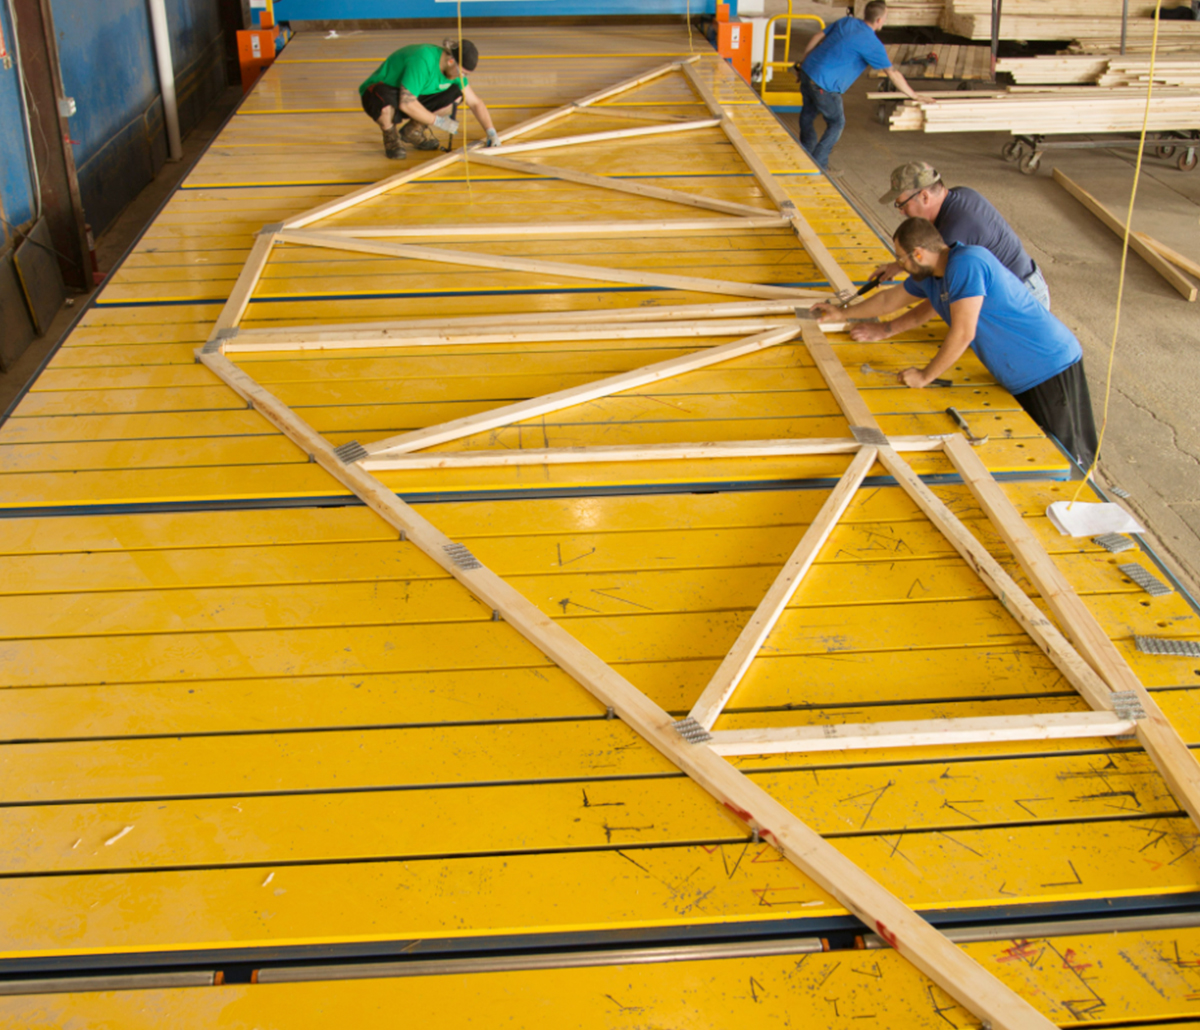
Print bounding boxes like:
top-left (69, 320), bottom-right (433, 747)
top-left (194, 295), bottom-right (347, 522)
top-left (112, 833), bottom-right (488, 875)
top-left (871, 161), bottom-right (1050, 313)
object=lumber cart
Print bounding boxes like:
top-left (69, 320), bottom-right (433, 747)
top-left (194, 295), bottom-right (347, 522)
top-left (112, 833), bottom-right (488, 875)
top-left (1001, 130), bottom-right (1200, 174)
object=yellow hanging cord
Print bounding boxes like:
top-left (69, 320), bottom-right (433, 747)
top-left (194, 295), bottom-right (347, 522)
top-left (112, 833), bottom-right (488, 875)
top-left (687, 0), bottom-right (695, 54)
top-left (1069, 0), bottom-right (1162, 503)
top-left (457, 0), bottom-right (472, 202)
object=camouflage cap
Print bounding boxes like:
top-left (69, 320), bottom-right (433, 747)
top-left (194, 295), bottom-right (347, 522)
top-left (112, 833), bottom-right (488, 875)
top-left (879, 161), bottom-right (942, 203)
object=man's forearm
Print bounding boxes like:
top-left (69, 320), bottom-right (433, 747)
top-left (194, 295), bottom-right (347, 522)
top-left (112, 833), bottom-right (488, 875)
top-left (399, 98), bottom-right (436, 125)
top-left (844, 284), bottom-right (920, 320)
top-left (469, 97), bottom-right (495, 133)
top-left (919, 329), bottom-right (973, 383)
top-left (876, 299), bottom-right (934, 339)
top-left (885, 67), bottom-right (922, 101)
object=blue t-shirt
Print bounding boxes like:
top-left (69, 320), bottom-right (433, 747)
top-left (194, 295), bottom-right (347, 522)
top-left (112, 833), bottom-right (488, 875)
top-left (936, 187), bottom-right (1035, 281)
top-left (903, 243), bottom-right (1080, 394)
top-left (802, 17), bottom-right (891, 94)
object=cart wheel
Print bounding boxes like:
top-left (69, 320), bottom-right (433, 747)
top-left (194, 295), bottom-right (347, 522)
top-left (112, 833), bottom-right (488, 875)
top-left (1018, 150), bottom-right (1042, 175)
top-left (875, 101), bottom-right (891, 125)
top-left (1156, 145), bottom-right (1176, 159)
top-left (1001, 139), bottom-right (1022, 162)
top-left (1178, 149), bottom-right (1198, 172)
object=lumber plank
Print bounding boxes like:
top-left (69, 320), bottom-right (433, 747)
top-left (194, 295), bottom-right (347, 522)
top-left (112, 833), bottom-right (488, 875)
top-left (361, 325), bottom-right (803, 457)
top-left (193, 348), bottom-right (1059, 1030)
top-left (276, 230), bottom-right (826, 302)
top-left (1053, 169), bottom-right (1197, 302)
top-left (206, 230), bottom-right (277, 344)
top-left (688, 446), bottom-right (879, 730)
top-left (485, 118), bottom-right (722, 156)
top-left (875, 444), bottom-right (1116, 712)
top-left (943, 433), bottom-right (1200, 831)
top-left (571, 105), bottom-right (692, 122)
top-left (708, 711), bottom-right (1137, 755)
top-left (234, 300), bottom-right (812, 339)
top-left (1134, 232), bottom-right (1200, 280)
top-left (469, 151), bottom-right (779, 220)
top-left (223, 319), bottom-right (789, 354)
top-left (282, 58), bottom-right (698, 230)
top-left (679, 62), bottom-right (857, 295)
top-left (360, 438), bottom-right (940, 472)
top-left (309, 216), bottom-right (792, 239)
top-left (801, 319), bottom-right (879, 428)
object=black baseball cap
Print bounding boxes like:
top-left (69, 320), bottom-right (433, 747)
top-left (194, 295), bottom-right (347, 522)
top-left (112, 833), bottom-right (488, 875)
top-left (448, 39), bottom-right (479, 72)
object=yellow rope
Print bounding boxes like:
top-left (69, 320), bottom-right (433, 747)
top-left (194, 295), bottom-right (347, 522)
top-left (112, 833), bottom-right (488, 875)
top-left (1069, 0), bottom-right (1163, 503)
top-left (457, 0), bottom-right (472, 201)
top-left (687, 0), bottom-right (695, 53)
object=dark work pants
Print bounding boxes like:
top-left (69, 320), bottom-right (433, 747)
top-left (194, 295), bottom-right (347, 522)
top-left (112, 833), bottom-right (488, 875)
top-left (1013, 359), bottom-right (1099, 472)
top-left (360, 83), bottom-right (463, 122)
top-left (797, 69), bottom-right (845, 170)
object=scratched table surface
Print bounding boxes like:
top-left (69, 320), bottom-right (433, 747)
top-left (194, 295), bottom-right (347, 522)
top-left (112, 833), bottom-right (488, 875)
top-left (2, 23), bottom-right (1198, 1027)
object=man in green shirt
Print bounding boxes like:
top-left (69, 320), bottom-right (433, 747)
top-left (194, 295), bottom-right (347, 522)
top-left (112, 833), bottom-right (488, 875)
top-left (360, 39), bottom-right (500, 159)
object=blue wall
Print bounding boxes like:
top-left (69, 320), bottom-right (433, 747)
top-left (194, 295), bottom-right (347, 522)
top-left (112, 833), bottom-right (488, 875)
top-left (276, 0), bottom-right (720, 20)
top-left (0, 2), bottom-right (35, 250)
top-left (49, 0), bottom-right (227, 235)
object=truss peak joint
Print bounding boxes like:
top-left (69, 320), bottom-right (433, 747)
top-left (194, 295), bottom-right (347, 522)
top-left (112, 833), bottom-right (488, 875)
top-left (1135, 636), bottom-right (1200, 658)
top-left (444, 542), bottom-right (483, 571)
top-left (333, 441), bottom-right (369, 465)
top-left (850, 426), bottom-right (888, 447)
top-left (200, 338), bottom-right (224, 355)
top-left (216, 327), bottom-right (240, 341)
top-left (259, 222), bottom-right (285, 235)
top-left (673, 717), bottom-right (713, 744)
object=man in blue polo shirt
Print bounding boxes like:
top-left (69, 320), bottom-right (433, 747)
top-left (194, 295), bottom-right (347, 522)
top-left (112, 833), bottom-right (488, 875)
top-left (811, 217), bottom-right (1098, 470)
top-left (794, 1), bottom-right (932, 170)
top-left (872, 161), bottom-right (1051, 309)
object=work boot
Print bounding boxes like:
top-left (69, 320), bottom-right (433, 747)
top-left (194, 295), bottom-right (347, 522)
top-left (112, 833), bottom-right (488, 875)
top-left (400, 120), bottom-right (440, 151)
top-left (382, 125), bottom-right (405, 160)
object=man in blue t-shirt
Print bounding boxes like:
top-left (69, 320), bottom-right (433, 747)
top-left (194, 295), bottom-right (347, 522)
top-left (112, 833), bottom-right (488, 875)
top-left (811, 217), bottom-right (1097, 470)
top-left (873, 161), bottom-right (1051, 309)
top-left (794, 1), bottom-right (932, 170)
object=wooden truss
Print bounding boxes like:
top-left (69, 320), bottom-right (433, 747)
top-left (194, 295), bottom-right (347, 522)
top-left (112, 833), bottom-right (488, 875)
top-left (192, 56), bottom-right (1200, 1030)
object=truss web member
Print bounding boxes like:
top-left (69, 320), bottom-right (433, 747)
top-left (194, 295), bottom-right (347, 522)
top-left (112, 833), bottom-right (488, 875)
top-left (359, 39), bottom-right (500, 159)
top-left (793, 0), bottom-right (933, 170)
top-left (876, 161), bottom-right (1051, 309)
top-left (811, 217), bottom-right (1098, 470)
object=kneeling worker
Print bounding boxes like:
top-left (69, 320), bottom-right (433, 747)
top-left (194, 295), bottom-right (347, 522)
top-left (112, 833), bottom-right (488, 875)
top-left (876, 161), bottom-right (1051, 309)
top-left (811, 217), bottom-right (1098, 471)
top-left (360, 39), bottom-right (500, 159)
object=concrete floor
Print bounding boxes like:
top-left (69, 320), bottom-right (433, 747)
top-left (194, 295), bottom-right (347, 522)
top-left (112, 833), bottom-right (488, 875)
top-left (759, 9), bottom-right (1200, 599)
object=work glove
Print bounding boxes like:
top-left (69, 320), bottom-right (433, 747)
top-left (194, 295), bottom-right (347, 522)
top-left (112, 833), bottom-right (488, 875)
top-left (434, 115), bottom-right (459, 135)
top-left (486, 128), bottom-right (500, 147)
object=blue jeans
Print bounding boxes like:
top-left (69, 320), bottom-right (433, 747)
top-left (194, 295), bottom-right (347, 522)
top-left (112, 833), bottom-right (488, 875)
top-left (798, 69), bottom-right (845, 170)
top-left (1023, 262), bottom-right (1051, 310)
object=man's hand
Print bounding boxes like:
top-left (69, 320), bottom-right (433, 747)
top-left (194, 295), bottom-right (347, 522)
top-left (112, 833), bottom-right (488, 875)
top-left (809, 300), bottom-right (843, 321)
top-left (485, 128), bottom-right (500, 147)
top-left (434, 115), bottom-right (459, 135)
top-left (871, 261), bottom-right (901, 281)
top-left (898, 367), bottom-right (932, 388)
top-left (849, 322), bottom-right (890, 342)
top-left (912, 93), bottom-right (938, 104)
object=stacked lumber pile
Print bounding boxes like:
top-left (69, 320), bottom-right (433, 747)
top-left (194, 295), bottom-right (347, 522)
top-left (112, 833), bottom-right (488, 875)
top-left (998, 52), bottom-right (1200, 84)
top-left (888, 85), bottom-right (1200, 132)
top-left (851, 0), bottom-right (943, 26)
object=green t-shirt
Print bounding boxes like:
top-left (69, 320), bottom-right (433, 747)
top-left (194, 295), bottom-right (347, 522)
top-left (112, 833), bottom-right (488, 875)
top-left (359, 44), bottom-right (467, 97)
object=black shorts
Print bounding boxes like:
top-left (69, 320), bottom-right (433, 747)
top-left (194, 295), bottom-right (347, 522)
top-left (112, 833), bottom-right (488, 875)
top-left (361, 83), bottom-right (464, 121)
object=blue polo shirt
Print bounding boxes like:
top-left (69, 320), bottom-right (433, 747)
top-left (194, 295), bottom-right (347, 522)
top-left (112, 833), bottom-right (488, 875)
top-left (802, 17), bottom-right (891, 94)
top-left (903, 243), bottom-right (1080, 395)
